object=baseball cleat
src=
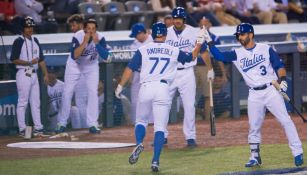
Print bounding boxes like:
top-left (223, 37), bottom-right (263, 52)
top-left (89, 126), bottom-right (101, 134)
top-left (245, 157), bottom-right (262, 167)
top-left (187, 139), bottom-right (197, 148)
top-left (33, 128), bottom-right (44, 136)
top-left (294, 154), bottom-right (304, 167)
top-left (55, 125), bottom-right (66, 134)
top-left (151, 161), bottom-right (159, 172)
top-left (19, 130), bottom-right (25, 137)
top-left (129, 144), bottom-right (144, 165)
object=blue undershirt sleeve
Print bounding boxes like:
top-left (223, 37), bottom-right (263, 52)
top-left (34, 37), bottom-right (45, 62)
top-left (269, 47), bottom-right (284, 72)
top-left (71, 37), bottom-right (80, 60)
top-left (10, 37), bottom-right (23, 61)
top-left (96, 37), bottom-right (109, 60)
top-left (128, 50), bottom-right (142, 71)
top-left (209, 45), bottom-right (237, 63)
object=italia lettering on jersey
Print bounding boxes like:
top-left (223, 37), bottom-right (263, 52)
top-left (240, 54), bottom-right (266, 72)
top-left (165, 25), bottom-right (198, 68)
top-left (209, 43), bottom-right (285, 88)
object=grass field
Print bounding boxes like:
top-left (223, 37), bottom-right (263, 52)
top-left (0, 142), bottom-right (306, 175)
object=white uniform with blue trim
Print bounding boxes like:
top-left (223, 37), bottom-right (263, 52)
top-left (128, 41), bottom-right (193, 133)
top-left (165, 25), bottom-right (198, 140)
top-left (209, 43), bottom-right (303, 157)
top-left (10, 36), bottom-right (44, 132)
top-left (47, 80), bottom-right (84, 129)
top-left (129, 35), bottom-right (153, 124)
top-left (58, 30), bottom-right (108, 128)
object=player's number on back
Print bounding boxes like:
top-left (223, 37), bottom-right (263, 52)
top-left (260, 65), bottom-right (267, 75)
top-left (149, 57), bottom-right (170, 74)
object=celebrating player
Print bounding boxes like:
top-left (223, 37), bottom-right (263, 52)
top-left (115, 22), bottom-right (206, 172)
top-left (10, 16), bottom-right (49, 137)
top-left (165, 7), bottom-right (215, 147)
top-left (67, 14), bottom-right (89, 128)
top-left (56, 18), bottom-right (109, 134)
top-left (204, 23), bottom-right (304, 167)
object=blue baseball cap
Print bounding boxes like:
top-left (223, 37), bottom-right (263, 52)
top-left (129, 23), bottom-right (146, 38)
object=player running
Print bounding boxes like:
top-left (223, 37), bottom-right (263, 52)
top-left (115, 22), bottom-right (207, 172)
top-left (203, 23), bottom-right (304, 167)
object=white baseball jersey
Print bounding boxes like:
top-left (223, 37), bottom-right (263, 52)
top-left (47, 80), bottom-right (64, 117)
top-left (66, 30), bottom-right (106, 72)
top-left (233, 43), bottom-right (279, 88)
top-left (165, 25), bottom-right (198, 69)
top-left (10, 36), bottom-right (43, 70)
top-left (129, 42), bottom-right (193, 84)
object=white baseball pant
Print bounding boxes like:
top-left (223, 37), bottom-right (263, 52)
top-left (16, 69), bottom-right (43, 131)
top-left (247, 85), bottom-right (303, 157)
top-left (167, 67), bottom-right (196, 140)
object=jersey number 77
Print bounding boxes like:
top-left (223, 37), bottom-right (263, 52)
top-left (149, 57), bottom-right (170, 74)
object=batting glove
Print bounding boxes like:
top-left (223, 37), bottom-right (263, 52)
top-left (279, 80), bottom-right (288, 93)
top-left (196, 26), bottom-right (206, 44)
top-left (207, 68), bottom-right (215, 81)
top-left (115, 84), bottom-right (123, 99)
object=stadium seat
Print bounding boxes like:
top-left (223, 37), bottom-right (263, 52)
top-left (125, 1), bottom-right (155, 29)
top-left (78, 2), bottom-right (102, 14)
top-left (78, 2), bottom-right (107, 31)
top-left (102, 2), bottom-right (133, 30)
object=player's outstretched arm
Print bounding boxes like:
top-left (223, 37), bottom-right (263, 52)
top-left (115, 67), bottom-right (133, 98)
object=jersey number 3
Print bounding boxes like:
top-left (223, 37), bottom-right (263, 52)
top-left (260, 65), bottom-right (267, 75)
top-left (149, 57), bottom-right (170, 74)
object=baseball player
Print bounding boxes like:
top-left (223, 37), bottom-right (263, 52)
top-left (165, 7), bottom-right (215, 147)
top-left (115, 22), bottom-right (206, 172)
top-left (67, 14), bottom-right (88, 128)
top-left (10, 16), bottom-right (49, 137)
top-left (47, 73), bottom-right (83, 130)
top-left (129, 23), bottom-right (153, 125)
top-left (204, 23), bottom-right (304, 167)
top-left (56, 18), bottom-right (109, 134)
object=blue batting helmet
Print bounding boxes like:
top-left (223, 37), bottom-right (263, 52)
top-left (234, 23), bottom-right (254, 35)
top-left (172, 7), bottom-right (186, 19)
top-left (151, 22), bottom-right (167, 39)
top-left (22, 16), bottom-right (35, 28)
